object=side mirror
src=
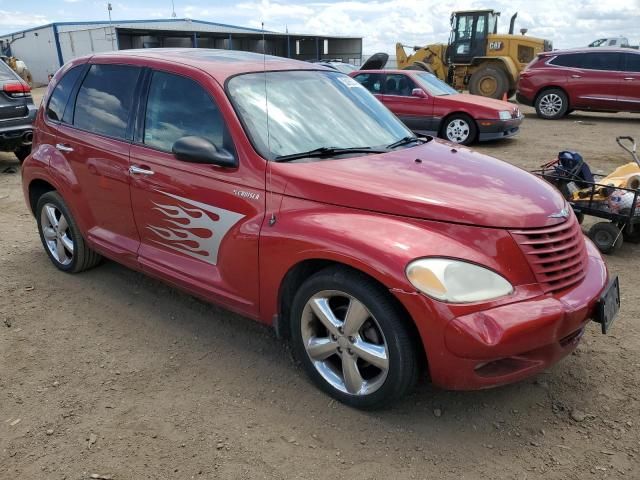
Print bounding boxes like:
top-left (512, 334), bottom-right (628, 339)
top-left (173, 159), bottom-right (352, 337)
top-left (411, 88), bottom-right (427, 98)
top-left (172, 136), bottom-right (237, 168)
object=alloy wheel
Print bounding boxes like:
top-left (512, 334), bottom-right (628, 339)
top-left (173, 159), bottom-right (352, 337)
top-left (40, 203), bottom-right (74, 265)
top-left (446, 119), bottom-right (470, 143)
top-left (300, 290), bottom-right (389, 396)
top-left (539, 93), bottom-right (563, 117)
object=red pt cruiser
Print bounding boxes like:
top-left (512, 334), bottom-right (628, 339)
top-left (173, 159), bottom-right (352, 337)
top-left (22, 49), bottom-right (619, 409)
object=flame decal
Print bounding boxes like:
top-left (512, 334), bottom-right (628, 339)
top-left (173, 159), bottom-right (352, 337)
top-left (146, 190), bottom-right (245, 265)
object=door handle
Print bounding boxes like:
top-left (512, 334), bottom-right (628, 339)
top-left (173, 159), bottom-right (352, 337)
top-left (571, 74), bottom-right (582, 79)
top-left (624, 77), bottom-right (635, 81)
top-left (129, 165), bottom-right (155, 176)
top-left (55, 143), bottom-right (74, 153)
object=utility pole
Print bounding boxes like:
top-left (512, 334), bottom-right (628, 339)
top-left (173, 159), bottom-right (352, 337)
top-left (171, 0), bottom-right (177, 18)
top-left (107, 2), bottom-right (115, 50)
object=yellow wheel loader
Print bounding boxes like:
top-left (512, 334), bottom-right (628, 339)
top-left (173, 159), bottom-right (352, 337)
top-left (394, 10), bottom-right (552, 99)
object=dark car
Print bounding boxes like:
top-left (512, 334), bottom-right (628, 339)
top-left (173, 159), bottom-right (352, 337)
top-left (0, 59), bottom-right (36, 162)
top-left (350, 69), bottom-right (522, 145)
top-left (517, 48), bottom-right (640, 119)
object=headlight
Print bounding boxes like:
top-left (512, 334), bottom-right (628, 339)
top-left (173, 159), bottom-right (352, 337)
top-left (499, 110), bottom-right (512, 120)
top-left (405, 258), bottom-right (513, 303)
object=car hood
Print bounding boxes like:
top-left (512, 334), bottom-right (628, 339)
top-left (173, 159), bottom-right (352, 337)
top-left (275, 140), bottom-right (566, 229)
top-left (444, 93), bottom-right (519, 114)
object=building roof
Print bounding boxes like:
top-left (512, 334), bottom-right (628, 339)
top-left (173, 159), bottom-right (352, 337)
top-left (0, 18), bottom-right (361, 39)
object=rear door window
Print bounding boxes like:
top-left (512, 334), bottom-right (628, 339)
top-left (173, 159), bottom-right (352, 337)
top-left (0, 60), bottom-right (18, 82)
top-left (143, 71), bottom-right (232, 155)
top-left (580, 52), bottom-right (621, 71)
top-left (73, 64), bottom-right (141, 140)
top-left (352, 73), bottom-right (384, 94)
top-left (384, 74), bottom-right (417, 96)
top-left (46, 65), bottom-right (83, 122)
top-left (624, 53), bottom-right (640, 72)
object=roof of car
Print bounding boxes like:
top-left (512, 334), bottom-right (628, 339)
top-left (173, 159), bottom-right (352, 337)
top-left (87, 48), bottom-right (325, 82)
top-left (543, 47), bottom-right (639, 55)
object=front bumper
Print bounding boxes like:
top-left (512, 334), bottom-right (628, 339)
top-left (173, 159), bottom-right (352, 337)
top-left (477, 116), bottom-right (523, 142)
top-left (395, 239), bottom-right (608, 390)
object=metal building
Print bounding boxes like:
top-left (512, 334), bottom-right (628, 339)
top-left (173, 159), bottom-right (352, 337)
top-left (0, 18), bottom-right (363, 85)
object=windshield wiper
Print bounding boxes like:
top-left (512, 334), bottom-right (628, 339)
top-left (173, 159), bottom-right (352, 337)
top-left (386, 136), bottom-right (429, 149)
top-left (274, 146), bottom-right (388, 163)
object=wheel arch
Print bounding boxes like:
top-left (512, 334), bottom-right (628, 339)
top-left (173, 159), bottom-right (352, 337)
top-left (28, 178), bottom-right (57, 215)
top-left (275, 258), bottom-right (427, 369)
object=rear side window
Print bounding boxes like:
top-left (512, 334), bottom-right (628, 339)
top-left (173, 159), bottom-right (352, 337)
top-left (73, 64), bottom-right (141, 139)
top-left (549, 53), bottom-right (583, 68)
top-left (624, 53), bottom-right (640, 72)
top-left (550, 52), bottom-right (621, 71)
top-left (0, 60), bottom-right (18, 81)
top-left (143, 71), bottom-right (230, 153)
top-left (352, 73), bottom-right (384, 94)
top-left (47, 66), bottom-right (83, 122)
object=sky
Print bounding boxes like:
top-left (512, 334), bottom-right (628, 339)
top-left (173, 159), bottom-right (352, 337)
top-left (1, 0), bottom-right (640, 53)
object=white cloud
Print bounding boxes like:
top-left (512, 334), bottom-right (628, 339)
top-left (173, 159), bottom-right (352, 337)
top-left (0, 10), bottom-right (49, 29)
top-left (1, 0), bottom-right (640, 54)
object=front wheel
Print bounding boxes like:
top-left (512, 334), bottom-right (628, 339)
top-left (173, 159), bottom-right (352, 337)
top-left (535, 89), bottom-right (569, 119)
top-left (441, 114), bottom-right (477, 145)
top-left (289, 267), bottom-right (419, 409)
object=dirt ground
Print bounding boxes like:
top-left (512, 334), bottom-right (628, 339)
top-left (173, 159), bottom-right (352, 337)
top-left (1, 89), bottom-right (639, 480)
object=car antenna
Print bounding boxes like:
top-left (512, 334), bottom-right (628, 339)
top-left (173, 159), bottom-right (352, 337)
top-left (262, 21), bottom-right (276, 227)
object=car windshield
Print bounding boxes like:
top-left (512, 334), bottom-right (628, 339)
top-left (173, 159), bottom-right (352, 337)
top-left (413, 72), bottom-right (458, 96)
top-left (227, 70), bottom-right (411, 160)
top-left (589, 39), bottom-right (607, 47)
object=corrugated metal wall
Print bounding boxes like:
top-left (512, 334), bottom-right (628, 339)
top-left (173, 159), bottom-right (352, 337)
top-left (0, 26), bottom-right (59, 86)
top-left (58, 27), bottom-right (115, 61)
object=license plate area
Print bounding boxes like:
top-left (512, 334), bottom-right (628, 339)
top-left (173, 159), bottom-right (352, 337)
top-left (594, 276), bottom-right (620, 334)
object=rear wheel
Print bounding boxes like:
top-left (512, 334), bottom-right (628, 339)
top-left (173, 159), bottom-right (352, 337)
top-left (441, 113), bottom-right (477, 145)
top-left (468, 66), bottom-right (509, 99)
top-left (36, 191), bottom-right (102, 272)
top-left (535, 89), bottom-right (568, 119)
top-left (588, 222), bottom-right (623, 254)
top-left (289, 266), bottom-right (419, 409)
top-left (14, 145), bottom-right (31, 163)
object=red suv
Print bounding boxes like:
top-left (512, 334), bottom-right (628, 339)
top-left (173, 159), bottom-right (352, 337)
top-left (22, 49), bottom-right (618, 408)
top-left (517, 48), bottom-right (640, 119)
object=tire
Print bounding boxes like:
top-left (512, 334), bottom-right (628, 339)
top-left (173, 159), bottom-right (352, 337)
top-left (441, 113), bottom-right (477, 145)
top-left (289, 266), bottom-right (419, 409)
top-left (36, 191), bottom-right (102, 273)
top-left (622, 227), bottom-right (640, 244)
top-left (468, 66), bottom-right (509, 99)
top-left (588, 222), bottom-right (623, 254)
top-left (535, 88), bottom-right (569, 120)
top-left (14, 145), bottom-right (31, 163)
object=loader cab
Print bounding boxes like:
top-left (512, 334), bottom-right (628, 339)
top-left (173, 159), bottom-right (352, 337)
top-left (448, 10), bottom-right (499, 64)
